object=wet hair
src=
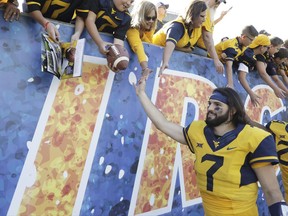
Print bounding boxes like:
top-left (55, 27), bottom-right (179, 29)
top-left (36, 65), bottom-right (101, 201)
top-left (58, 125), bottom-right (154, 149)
top-left (130, 1), bottom-right (157, 30)
top-left (212, 87), bottom-right (248, 125)
top-left (242, 25), bottom-right (258, 38)
top-left (274, 47), bottom-right (288, 59)
top-left (183, 0), bottom-right (207, 25)
top-left (270, 37), bottom-right (284, 47)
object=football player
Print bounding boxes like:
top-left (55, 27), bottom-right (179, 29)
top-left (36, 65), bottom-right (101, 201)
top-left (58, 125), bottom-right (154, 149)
top-left (266, 120), bottom-right (288, 204)
top-left (134, 72), bottom-right (287, 215)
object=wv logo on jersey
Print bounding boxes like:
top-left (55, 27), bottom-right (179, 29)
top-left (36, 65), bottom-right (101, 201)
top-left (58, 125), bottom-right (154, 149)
top-left (213, 140), bottom-right (220, 148)
top-left (196, 143), bottom-right (203, 148)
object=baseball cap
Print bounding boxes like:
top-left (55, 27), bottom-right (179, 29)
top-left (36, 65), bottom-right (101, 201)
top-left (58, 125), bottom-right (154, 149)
top-left (156, 2), bottom-right (169, 9)
top-left (249, 34), bottom-right (271, 49)
top-left (259, 29), bottom-right (271, 36)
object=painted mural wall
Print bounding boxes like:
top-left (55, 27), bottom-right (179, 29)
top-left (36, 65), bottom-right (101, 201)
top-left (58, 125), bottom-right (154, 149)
top-left (0, 11), bottom-right (287, 216)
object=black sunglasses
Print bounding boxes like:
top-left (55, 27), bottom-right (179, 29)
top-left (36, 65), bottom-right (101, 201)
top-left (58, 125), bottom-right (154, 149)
top-left (145, 16), bottom-right (157, 21)
top-left (246, 35), bottom-right (254, 41)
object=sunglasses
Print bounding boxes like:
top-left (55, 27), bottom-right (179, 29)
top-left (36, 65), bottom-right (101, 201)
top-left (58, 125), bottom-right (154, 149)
top-left (145, 16), bottom-right (157, 21)
top-left (246, 35), bottom-right (254, 41)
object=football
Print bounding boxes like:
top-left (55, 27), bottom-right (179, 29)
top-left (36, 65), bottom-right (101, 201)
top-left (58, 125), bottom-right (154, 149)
top-left (106, 44), bottom-right (130, 72)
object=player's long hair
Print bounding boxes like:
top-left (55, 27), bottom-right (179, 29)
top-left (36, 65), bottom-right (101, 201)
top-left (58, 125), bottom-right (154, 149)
top-left (212, 87), bottom-right (249, 125)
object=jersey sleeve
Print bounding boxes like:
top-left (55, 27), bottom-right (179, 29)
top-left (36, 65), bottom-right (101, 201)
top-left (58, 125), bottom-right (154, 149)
top-left (237, 48), bottom-right (256, 70)
top-left (255, 53), bottom-right (266, 63)
top-left (183, 124), bottom-right (195, 153)
top-left (237, 63), bottom-right (249, 73)
top-left (76, 0), bottom-right (90, 19)
top-left (266, 61), bottom-right (278, 76)
top-left (249, 135), bottom-right (279, 165)
top-left (266, 120), bottom-right (288, 137)
top-left (90, 0), bottom-right (100, 14)
top-left (114, 14), bottom-right (131, 40)
top-left (26, 0), bottom-right (44, 12)
top-left (127, 28), bottom-right (147, 63)
top-left (223, 47), bottom-right (238, 61)
top-left (166, 22), bottom-right (185, 45)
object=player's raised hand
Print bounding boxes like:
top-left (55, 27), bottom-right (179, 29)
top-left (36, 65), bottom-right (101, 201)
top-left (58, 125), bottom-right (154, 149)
top-left (141, 67), bottom-right (152, 77)
top-left (134, 73), bottom-right (148, 96)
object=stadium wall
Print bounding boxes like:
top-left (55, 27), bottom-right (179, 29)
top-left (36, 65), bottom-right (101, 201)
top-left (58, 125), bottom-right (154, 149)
top-left (0, 11), bottom-right (287, 216)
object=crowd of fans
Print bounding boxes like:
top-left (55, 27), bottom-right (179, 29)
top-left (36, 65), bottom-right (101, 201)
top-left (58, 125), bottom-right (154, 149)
top-left (1, 0), bottom-right (287, 101)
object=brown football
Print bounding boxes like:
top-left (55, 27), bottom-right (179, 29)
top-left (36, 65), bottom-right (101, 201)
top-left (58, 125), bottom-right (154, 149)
top-left (106, 44), bottom-right (130, 72)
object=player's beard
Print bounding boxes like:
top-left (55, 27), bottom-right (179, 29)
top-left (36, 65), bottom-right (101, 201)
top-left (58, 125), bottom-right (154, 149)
top-left (205, 110), bottom-right (230, 127)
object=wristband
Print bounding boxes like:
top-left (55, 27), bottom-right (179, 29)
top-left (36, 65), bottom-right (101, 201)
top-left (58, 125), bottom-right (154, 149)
top-left (269, 201), bottom-right (288, 216)
top-left (44, 21), bottom-right (50, 31)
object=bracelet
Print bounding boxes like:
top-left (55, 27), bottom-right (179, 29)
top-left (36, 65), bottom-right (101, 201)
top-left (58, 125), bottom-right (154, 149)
top-left (268, 201), bottom-right (287, 216)
top-left (44, 21), bottom-right (50, 31)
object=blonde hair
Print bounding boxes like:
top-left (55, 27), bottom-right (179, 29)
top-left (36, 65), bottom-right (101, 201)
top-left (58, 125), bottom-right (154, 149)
top-left (130, 0), bottom-right (157, 30)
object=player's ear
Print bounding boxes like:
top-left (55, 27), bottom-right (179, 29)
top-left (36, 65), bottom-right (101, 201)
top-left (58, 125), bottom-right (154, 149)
top-left (229, 107), bottom-right (237, 118)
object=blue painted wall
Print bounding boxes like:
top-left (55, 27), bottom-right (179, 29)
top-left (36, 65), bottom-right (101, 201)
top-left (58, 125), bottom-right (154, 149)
top-left (0, 10), bottom-right (287, 216)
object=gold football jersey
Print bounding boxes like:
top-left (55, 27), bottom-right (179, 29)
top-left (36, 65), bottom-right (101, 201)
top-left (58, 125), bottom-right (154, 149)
top-left (152, 17), bottom-right (202, 48)
top-left (183, 121), bottom-right (278, 215)
top-left (215, 37), bottom-right (244, 63)
top-left (266, 120), bottom-right (288, 203)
